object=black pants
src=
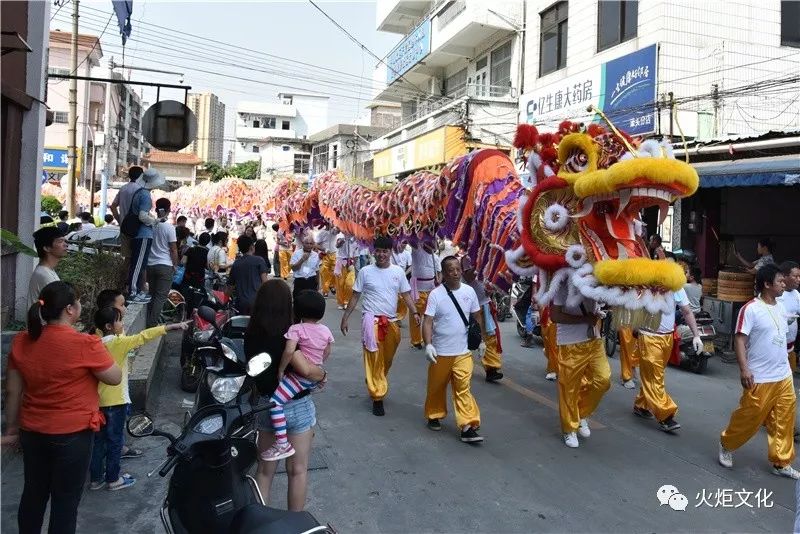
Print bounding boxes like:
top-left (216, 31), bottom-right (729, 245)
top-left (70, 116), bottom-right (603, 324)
top-left (293, 276), bottom-right (319, 298)
top-left (127, 237), bottom-right (152, 296)
top-left (18, 429), bottom-right (93, 534)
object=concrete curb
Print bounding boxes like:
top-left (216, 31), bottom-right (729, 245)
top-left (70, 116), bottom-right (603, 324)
top-left (125, 302), bottom-right (167, 411)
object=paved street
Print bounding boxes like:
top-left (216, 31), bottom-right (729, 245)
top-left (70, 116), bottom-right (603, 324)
top-left (2, 304), bottom-right (797, 532)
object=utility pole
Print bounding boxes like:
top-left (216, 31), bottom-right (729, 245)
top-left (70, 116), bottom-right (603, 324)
top-left (66, 0), bottom-right (80, 216)
top-left (668, 91), bottom-right (675, 140)
top-left (100, 57), bottom-right (114, 222)
top-left (711, 83), bottom-right (720, 137)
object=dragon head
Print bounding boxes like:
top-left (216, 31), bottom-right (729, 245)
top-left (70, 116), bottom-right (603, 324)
top-left (507, 121), bottom-right (699, 328)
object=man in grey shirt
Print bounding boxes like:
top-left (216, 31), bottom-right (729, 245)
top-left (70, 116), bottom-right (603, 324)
top-left (227, 235), bottom-right (268, 315)
top-left (683, 265), bottom-right (703, 315)
top-left (28, 226), bottom-right (68, 307)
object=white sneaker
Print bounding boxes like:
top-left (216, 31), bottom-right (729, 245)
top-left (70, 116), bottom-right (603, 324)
top-left (772, 465), bottom-right (800, 479)
top-left (622, 379), bottom-right (636, 389)
top-left (578, 419), bottom-right (591, 438)
top-left (545, 372), bottom-right (557, 381)
top-left (563, 432), bottom-right (579, 448)
top-left (337, 305), bottom-right (345, 310)
top-left (718, 442), bottom-right (733, 468)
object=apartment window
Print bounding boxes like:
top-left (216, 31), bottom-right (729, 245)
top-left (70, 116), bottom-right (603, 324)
top-left (263, 117), bottom-right (276, 129)
top-left (282, 120), bottom-right (291, 130)
top-left (782, 1), bottom-right (800, 47)
top-left (53, 111), bottom-right (69, 123)
top-left (252, 146), bottom-right (260, 153)
top-left (490, 41), bottom-right (513, 93)
top-left (445, 68), bottom-right (468, 98)
top-left (48, 67), bottom-right (71, 77)
top-left (294, 153), bottom-right (310, 174)
top-left (597, 1), bottom-right (638, 52)
top-left (282, 145), bottom-right (291, 151)
top-left (540, 1), bottom-right (568, 76)
top-left (282, 95), bottom-right (293, 105)
top-left (252, 120), bottom-right (260, 128)
top-left (312, 144), bottom-right (329, 173)
top-left (332, 144), bottom-right (338, 168)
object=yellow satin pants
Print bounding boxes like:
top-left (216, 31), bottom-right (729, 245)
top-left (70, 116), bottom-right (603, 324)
top-left (279, 250), bottom-right (292, 280)
top-left (409, 291), bottom-right (430, 346)
top-left (789, 350), bottom-right (797, 373)
top-left (557, 338), bottom-right (610, 433)
top-left (542, 320), bottom-right (558, 374)
top-left (363, 322), bottom-right (401, 401)
top-left (424, 352), bottom-right (481, 428)
top-left (720, 376), bottom-right (796, 467)
top-left (619, 327), bottom-right (639, 382)
top-left (481, 333), bottom-right (502, 370)
top-left (336, 267), bottom-right (354, 307)
top-left (634, 333), bottom-right (678, 422)
top-left (319, 254), bottom-right (337, 294)
top-left (396, 295), bottom-right (408, 321)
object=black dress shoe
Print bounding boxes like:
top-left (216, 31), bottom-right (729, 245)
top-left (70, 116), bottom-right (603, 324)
top-left (427, 418), bottom-right (441, 431)
top-left (372, 400), bottom-right (385, 416)
top-left (485, 368), bottom-right (504, 382)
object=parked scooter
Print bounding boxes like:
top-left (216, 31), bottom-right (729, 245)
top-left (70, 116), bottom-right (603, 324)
top-left (670, 311), bottom-right (716, 374)
top-left (510, 278), bottom-right (540, 340)
top-left (127, 354), bottom-right (334, 534)
top-left (180, 272), bottom-right (234, 366)
top-left (181, 305), bottom-right (248, 393)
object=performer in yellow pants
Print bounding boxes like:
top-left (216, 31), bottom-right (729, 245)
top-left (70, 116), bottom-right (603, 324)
top-left (409, 291), bottom-right (430, 347)
top-left (363, 321), bottom-right (401, 402)
top-left (318, 253), bottom-right (337, 296)
top-left (424, 353), bottom-right (481, 430)
top-left (633, 333), bottom-right (678, 423)
top-left (619, 327), bottom-right (639, 389)
top-left (481, 333), bottom-right (502, 377)
top-left (557, 338), bottom-right (611, 436)
top-left (396, 295), bottom-right (408, 322)
top-left (335, 266), bottom-right (355, 308)
top-left (720, 377), bottom-right (796, 471)
top-left (279, 249), bottom-right (292, 280)
top-left (540, 306), bottom-right (558, 381)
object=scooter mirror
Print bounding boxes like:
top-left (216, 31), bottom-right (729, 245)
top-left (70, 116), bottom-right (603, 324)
top-left (247, 352), bottom-right (273, 377)
top-left (127, 414), bottom-right (155, 437)
top-left (197, 305), bottom-right (217, 325)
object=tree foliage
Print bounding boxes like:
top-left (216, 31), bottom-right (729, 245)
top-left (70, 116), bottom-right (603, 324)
top-left (203, 161), bottom-right (226, 182)
top-left (228, 160), bottom-right (260, 180)
top-left (41, 195), bottom-right (62, 216)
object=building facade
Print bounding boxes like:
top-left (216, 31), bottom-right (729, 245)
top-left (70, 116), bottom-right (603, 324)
top-left (182, 92), bottom-right (225, 165)
top-left (1, 0), bottom-right (50, 321)
top-left (142, 150), bottom-right (203, 189)
top-left (519, 0), bottom-right (800, 139)
top-left (370, 0), bottom-right (524, 180)
top-left (309, 124), bottom-right (393, 179)
top-left (234, 92), bottom-right (329, 180)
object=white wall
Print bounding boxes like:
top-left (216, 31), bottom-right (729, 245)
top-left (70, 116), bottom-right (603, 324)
top-left (522, 0), bottom-right (800, 137)
top-left (292, 95), bottom-right (329, 138)
top-left (45, 47), bottom-right (94, 151)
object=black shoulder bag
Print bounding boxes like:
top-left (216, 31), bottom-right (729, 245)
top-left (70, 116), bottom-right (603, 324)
top-left (120, 187), bottom-right (146, 238)
top-left (445, 286), bottom-right (483, 351)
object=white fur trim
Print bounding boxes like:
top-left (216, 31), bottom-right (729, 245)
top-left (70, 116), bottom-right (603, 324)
top-left (543, 203), bottom-right (570, 232)
top-left (504, 247), bottom-right (538, 277)
top-left (517, 194), bottom-right (529, 233)
top-left (564, 244), bottom-right (587, 268)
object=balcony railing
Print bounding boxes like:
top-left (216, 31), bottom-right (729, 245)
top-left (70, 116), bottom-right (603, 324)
top-left (437, 0), bottom-right (466, 30)
top-left (400, 83), bottom-right (516, 126)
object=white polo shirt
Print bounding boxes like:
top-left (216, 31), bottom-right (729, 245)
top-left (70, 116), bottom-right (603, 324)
top-left (642, 289), bottom-right (689, 335)
top-left (290, 249), bottom-right (320, 279)
top-left (736, 298), bottom-right (792, 383)
top-left (425, 283), bottom-right (480, 356)
top-left (411, 247), bottom-right (441, 292)
top-left (391, 249), bottom-right (412, 272)
top-left (777, 289), bottom-right (800, 349)
top-left (552, 283), bottom-right (600, 346)
top-left (316, 229), bottom-right (338, 254)
top-left (353, 264), bottom-right (410, 319)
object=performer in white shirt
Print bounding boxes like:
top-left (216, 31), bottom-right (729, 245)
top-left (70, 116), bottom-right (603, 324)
top-left (777, 261), bottom-right (800, 372)
top-left (719, 264), bottom-right (800, 479)
top-left (461, 256), bottom-right (503, 382)
top-left (408, 243), bottom-right (441, 349)
top-left (551, 284), bottom-right (610, 448)
top-left (391, 244), bottom-right (413, 322)
top-left (423, 255), bottom-right (485, 443)
top-left (315, 223), bottom-right (339, 297)
top-left (290, 235), bottom-right (321, 298)
top-left (341, 236), bottom-right (419, 416)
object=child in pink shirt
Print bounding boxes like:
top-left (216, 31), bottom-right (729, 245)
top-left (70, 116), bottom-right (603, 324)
top-left (261, 290), bottom-right (333, 461)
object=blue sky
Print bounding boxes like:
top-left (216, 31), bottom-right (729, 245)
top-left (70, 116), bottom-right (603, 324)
top-left (50, 1), bottom-right (401, 149)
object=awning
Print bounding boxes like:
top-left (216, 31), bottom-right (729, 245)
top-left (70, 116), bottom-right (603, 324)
top-left (693, 155), bottom-right (800, 188)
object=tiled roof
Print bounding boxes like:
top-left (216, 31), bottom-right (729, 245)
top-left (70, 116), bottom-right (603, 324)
top-left (142, 150), bottom-right (203, 165)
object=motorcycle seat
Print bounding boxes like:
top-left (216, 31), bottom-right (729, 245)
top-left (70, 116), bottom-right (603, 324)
top-left (230, 504), bottom-right (323, 534)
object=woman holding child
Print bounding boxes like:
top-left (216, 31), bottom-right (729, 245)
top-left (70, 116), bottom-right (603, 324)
top-left (244, 279), bottom-right (326, 511)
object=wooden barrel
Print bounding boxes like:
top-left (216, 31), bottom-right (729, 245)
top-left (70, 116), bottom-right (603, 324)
top-left (717, 270), bottom-right (754, 301)
top-left (701, 278), bottom-right (718, 297)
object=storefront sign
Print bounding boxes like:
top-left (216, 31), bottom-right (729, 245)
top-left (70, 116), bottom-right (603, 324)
top-left (42, 147), bottom-right (82, 172)
top-left (600, 44), bottom-right (657, 136)
top-left (519, 44), bottom-right (658, 135)
top-left (386, 19), bottom-right (431, 84)
top-left (373, 126), bottom-right (465, 178)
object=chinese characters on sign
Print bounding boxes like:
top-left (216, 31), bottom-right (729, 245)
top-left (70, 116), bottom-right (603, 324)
top-left (386, 19), bottom-right (432, 84)
top-left (42, 147), bottom-right (80, 172)
top-left (519, 69), bottom-right (602, 126)
top-left (695, 488), bottom-right (773, 509)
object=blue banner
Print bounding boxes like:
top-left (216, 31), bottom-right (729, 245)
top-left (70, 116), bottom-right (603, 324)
top-left (112, 0), bottom-right (133, 45)
top-left (42, 147), bottom-right (69, 171)
top-left (600, 44), bottom-right (657, 136)
top-left (386, 19), bottom-right (431, 84)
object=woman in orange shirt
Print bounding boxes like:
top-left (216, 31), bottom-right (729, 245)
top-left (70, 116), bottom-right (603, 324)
top-left (2, 281), bottom-right (121, 534)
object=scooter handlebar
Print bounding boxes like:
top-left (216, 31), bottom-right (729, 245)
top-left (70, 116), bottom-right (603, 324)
top-left (159, 454), bottom-right (180, 477)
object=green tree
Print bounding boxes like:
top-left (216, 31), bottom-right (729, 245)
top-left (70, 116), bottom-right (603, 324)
top-left (41, 195), bottom-right (62, 216)
top-left (229, 160), bottom-right (260, 180)
top-left (203, 161), bottom-right (226, 182)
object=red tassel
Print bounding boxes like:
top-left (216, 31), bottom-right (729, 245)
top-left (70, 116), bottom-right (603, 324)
top-left (540, 146), bottom-right (558, 163)
top-left (587, 123), bottom-right (606, 137)
top-left (513, 124), bottom-right (539, 149)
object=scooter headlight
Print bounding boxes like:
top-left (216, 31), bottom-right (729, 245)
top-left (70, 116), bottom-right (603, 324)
top-left (193, 329), bottom-right (213, 343)
top-left (193, 414), bottom-right (224, 435)
top-left (207, 374), bottom-right (246, 404)
top-left (221, 343), bottom-right (238, 362)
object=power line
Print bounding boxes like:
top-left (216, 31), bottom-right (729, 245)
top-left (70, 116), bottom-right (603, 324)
top-left (50, 12), bottom-right (114, 84)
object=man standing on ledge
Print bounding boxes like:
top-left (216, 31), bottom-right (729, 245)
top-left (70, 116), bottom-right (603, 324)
top-left (341, 235), bottom-right (419, 416)
top-left (423, 256), bottom-right (485, 443)
top-left (719, 264), bottom-right (799, 479)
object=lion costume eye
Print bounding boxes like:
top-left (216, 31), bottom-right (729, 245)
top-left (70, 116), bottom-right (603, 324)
top-left (557, 133), bottom-right (598, 180)
top-left (564, 150), bottom-right (589, 173)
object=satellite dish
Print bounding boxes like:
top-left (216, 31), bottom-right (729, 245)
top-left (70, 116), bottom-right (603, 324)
top-left (142, 100), bottom-right (197, 151)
